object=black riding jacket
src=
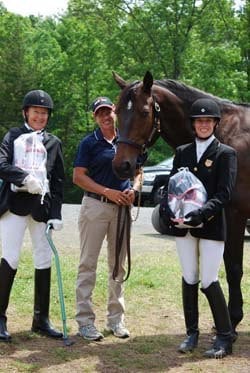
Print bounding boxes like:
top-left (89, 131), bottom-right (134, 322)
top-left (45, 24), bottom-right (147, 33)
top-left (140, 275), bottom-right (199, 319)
top-left (0, 124), bottom-right (64, 222)
top-left (164, 138), bottom-right (237, 241)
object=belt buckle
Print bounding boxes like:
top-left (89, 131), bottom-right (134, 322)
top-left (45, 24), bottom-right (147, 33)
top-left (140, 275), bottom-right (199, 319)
top-left (100, 196), bottom-right (106, 202)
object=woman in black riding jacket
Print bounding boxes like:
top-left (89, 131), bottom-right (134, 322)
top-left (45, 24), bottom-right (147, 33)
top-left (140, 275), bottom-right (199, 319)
top-left (0, 90), bottom-right (64, 342)
top-left (160, 98), bottom-right (237, 358)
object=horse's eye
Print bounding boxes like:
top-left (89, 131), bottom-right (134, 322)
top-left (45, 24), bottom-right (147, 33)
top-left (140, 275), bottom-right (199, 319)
top-left (142, 110), bottom-right (149, 118)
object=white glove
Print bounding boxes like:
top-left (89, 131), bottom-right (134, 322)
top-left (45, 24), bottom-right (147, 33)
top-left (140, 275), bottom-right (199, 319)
top-left (47, 219), bottom-right (63, 231)
top-left (23, 174), bottom-right (43, 194)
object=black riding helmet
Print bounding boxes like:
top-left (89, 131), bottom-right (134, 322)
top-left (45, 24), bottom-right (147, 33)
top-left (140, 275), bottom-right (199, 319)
top-left (190, 98), bottom-right (221, 119)
top-left (22, 90), bottom-right (53, 111)
top-left (22, 90), bottom-right (53, 124)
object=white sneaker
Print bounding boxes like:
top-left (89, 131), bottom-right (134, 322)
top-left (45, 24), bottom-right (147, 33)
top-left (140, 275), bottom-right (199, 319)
top-left (78, 324), bottom-right (104, 341)
top-left (107, 322), bottom-right (130, 338)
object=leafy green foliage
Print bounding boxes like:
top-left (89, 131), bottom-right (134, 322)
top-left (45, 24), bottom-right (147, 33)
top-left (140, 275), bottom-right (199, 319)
top-left (0, 0), bottom-right (248, 201)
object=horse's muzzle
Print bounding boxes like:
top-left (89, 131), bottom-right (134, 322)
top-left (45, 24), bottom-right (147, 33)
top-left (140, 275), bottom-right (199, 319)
top-left (112, 160), bottom-right (135, 180)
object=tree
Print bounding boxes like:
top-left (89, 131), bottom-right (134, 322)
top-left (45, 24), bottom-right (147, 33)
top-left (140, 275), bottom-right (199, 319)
top-left (0, 0), bottom-right (248, 202)
top-left (237, 0), bottom-right (250, 101)
top-left (0, 7), bottom-right (33, 136)
top-left (182, 0), bottom-right (247, 101)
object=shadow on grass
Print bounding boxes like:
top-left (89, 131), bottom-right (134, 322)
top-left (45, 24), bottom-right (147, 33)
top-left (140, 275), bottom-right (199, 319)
top-left (1, 330), bottom-right (250, 372)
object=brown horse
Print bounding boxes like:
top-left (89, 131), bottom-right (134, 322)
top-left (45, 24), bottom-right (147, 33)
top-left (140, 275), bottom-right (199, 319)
top-left (112, 71), bottom-right (250, 334)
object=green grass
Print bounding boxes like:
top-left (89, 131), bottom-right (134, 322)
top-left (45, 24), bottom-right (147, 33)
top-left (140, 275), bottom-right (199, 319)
top-left (10, 242), bottom-right (250, 329)
top-left (3, 240), bottom-right (250, 372)
top-left (11, 248), bottom-right (182, 320)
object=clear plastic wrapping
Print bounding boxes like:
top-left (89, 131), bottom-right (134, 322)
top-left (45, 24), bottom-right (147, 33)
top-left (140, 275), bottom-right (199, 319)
top-left (11, 132), bottom-right (49, 203)
top-left (168, 167), bottom-right (207, 228)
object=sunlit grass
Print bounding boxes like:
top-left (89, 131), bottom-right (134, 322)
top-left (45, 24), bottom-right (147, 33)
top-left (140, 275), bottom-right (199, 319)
top-left (4, 238), bottom-right (250, 372)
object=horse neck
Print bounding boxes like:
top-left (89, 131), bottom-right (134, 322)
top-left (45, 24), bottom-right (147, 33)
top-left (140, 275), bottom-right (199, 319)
top-left (153, 85), bottom-right (194, 149)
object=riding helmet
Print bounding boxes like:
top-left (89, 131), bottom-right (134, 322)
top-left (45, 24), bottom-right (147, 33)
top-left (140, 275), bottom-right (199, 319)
top-left (22, 90), bottom-right (53, 110)
top-left (190, 98), bottom-right (221, 119)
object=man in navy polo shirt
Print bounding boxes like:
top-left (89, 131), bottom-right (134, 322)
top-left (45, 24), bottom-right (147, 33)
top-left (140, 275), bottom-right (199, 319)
top-left (73, 96), bottom-right (141, 341)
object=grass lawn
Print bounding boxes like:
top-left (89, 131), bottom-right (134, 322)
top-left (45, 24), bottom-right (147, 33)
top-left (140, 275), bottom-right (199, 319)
top-left (1, 230), bottom-right (250, 372)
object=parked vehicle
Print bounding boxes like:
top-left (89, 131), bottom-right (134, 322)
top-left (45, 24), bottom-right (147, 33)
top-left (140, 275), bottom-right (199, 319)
top-left (136, 156), bottom-right (173, 206)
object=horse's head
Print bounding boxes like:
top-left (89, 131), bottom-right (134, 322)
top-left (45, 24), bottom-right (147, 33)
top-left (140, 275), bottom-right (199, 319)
top-left (113, 71), bottom-right (160, 179)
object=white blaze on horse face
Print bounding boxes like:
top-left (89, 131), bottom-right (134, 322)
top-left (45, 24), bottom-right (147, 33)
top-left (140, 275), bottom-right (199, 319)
top-left (127, 100), bottom-right (133, 110)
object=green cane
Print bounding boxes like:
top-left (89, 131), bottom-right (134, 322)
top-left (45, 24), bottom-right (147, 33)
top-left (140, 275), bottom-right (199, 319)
top-left (45, 224), bottom-right (74, 346)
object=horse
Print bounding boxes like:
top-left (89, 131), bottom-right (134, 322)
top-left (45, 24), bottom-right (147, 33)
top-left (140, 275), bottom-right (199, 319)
top-left (112, 70), bottom-right (250, 334)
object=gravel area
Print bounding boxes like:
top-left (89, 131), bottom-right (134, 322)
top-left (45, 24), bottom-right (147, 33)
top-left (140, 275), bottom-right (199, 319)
top-left (5, 204), bottom-right (250, 258)
top-left (54, 204), bottom-right (173, 255)
top-left (0, 204), bottom-right (174, 260)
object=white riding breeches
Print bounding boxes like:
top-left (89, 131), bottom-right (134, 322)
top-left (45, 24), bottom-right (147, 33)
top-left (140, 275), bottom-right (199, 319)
top-left (175, 231), bottom-right (224, 289)
top-left (0, 211), bottom-right (52, 270)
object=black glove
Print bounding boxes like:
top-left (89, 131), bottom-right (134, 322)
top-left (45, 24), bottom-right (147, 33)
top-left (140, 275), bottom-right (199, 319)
top-left (184, 210), bottom-right (204, 227)
top-left (159, 197), bottom-right (175, 224)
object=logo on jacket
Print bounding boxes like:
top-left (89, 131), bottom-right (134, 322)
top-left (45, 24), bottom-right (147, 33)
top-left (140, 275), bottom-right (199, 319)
top-left (205, 159), bottom-right (213, 167)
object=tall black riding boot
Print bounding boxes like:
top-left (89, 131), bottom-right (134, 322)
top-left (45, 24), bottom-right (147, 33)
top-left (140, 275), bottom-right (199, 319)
top-left (0, 258), bottom-right (17, 342)
top-left (178, 278), bottom-right (199, 353)
top-left (201, 281), bottom-right (233, 359)
top-left (31, 268), bottom-right (63, 339)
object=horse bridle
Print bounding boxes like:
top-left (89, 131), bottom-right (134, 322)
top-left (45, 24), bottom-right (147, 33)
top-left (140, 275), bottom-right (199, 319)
top-left (116, 95), bottom-right (161, 155)
top-left (113, 97), bottom-right (161, 282)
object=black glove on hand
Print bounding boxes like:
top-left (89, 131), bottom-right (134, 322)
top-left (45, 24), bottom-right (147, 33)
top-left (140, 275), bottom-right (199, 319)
top-left (184, 210), bottom-right (204, 227)
top-left (159, 197), bottom-right (175, 224)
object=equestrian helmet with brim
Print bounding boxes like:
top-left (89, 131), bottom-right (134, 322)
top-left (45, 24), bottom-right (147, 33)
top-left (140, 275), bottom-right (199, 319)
top-left (22, 90), bottom-right (53, 111)
top-left (190, 98), bottom-right (221, 119)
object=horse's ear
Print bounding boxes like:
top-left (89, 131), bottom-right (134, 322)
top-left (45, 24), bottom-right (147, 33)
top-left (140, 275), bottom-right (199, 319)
top-left (113, 71), bottom-right (127, 89)
top-left (143, 71), bottom-right (153, 93)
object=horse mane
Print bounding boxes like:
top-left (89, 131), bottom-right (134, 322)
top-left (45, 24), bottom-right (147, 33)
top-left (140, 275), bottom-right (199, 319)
top-left (154, 79), bottom-right (250, 108)
top-left (118, 77), bottom-right (250, 109)
top-left (155, 79), bottom-right (233, 106)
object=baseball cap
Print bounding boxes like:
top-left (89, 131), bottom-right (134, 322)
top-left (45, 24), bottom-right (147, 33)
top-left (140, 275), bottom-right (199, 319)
top-left (91, 97), bottom-right (114, 114)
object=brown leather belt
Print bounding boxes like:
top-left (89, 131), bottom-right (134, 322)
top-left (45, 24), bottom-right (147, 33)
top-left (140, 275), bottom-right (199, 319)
top-left (84, 191), bottom-right (115, 204)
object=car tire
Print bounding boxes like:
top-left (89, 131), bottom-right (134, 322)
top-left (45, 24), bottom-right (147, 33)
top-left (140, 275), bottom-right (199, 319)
top-left (151, 204), bottom-right (169, 234)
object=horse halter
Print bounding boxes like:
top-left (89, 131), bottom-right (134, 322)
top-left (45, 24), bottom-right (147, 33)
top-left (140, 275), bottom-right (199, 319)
top-left (116, 95), bottom-right (161, 155)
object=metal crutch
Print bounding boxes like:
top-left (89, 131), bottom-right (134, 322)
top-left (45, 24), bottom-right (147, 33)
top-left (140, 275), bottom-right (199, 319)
top-left (45, 224), bottom-right (74, 346)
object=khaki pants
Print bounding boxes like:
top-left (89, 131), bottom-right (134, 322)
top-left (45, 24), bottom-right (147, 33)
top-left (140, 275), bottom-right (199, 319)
top-left (76, 196), bottom-right (128, 328)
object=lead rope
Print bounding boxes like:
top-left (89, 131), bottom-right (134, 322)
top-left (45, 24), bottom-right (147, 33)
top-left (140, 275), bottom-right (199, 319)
top-left (112, 205), bottom-right (131, 282)
top-left (112, 168), bottom-right (144, 282)
top-left (131, 168), bottom-right (143, 222)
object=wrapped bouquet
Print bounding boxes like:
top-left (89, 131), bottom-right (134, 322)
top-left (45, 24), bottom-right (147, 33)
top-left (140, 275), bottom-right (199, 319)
top-left (168, 167), bottom-right (207, 228)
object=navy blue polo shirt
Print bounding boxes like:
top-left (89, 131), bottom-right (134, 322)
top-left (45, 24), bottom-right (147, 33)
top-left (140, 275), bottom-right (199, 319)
top-left (74, 128), bottom-right (130, 191)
